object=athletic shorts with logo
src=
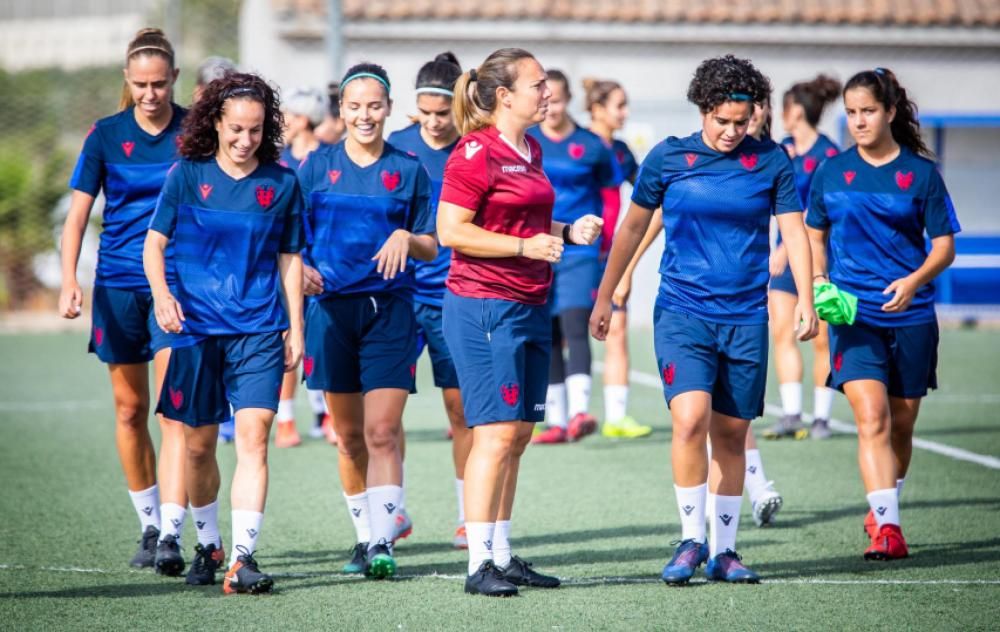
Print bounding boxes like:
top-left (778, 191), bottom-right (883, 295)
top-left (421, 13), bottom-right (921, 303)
top-left (442, 291), bottom-right (550, 426)
top-left (303, 292), bottom-right (417, 394)
top-left (828, 320), bottom-right (938, 398)
top-left (550, 254), bottom-right (600, 315)
top-left (415, 302), bottom-right (460, 389)
top-left (653, 306), bottom-right (768, 421)
top-left (89, 286), bottom-right (172, 364)
top-left (156, 331), bottom-right (284, 426)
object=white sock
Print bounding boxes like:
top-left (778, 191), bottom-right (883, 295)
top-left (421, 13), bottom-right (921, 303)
top-left (367, 485), bottom-right (403, 550)
top-left (400, 463), bottom-right (407, 511)
top-left (231, 509), bottom-right (264, 564)
top-left (159, 502), bottom-right (186, 543)
top-left (493, 520), bottom-right (512, 569)
top-left (128, 485), bottom-right (160, 532)
top-left (896, 478), bottom-right (905, 498)
top-left (813, 386), bottom-right (835, 420)
top-left (307, 389), bottom-right (327, 415)
top-left (866, 488), bottom-right (900, 528)
top-left (743, 449), bottom-right (770, 503)
top-left (466, 521), bottom-right (495, 575)
top-left (455, 479), bottom-right (465, 524)
top-left (709, 494), bottom-right (743, 557)
top-left (604, 385), bottom-right (628, 423)
top-left (343, 491), bottom-right (371, 544)
top-left (565, 373), bottom-right (592, 417)
top-left (546, 383), bottom-right (567, 428)
top-left (674, 483), bottom-right (707, 542)
top-left (779, 382), bottom-right (802, 416)
top-left (191, 500), bottom-right (222, 548)
top-left (276, 399), bottom-right (295, 423)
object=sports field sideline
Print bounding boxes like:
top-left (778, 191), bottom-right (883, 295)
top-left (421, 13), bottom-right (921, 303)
top-left (0, 327), bottom-right (997, 630)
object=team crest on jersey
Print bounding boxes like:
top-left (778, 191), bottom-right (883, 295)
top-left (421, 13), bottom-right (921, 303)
top-left (168, 387), bottom-right (184, 410)
top-left (94, 326), bottom-right (104, 346)
top-left (568, 143), bottom-right (585, 160)
top-left (895, 170), bottom-right (914, 191)
top-left (255, 185), bottom-right (275, 208)
top-left (279, 159), bottom-right (289, 168)
top-left (500, 382), bottom-right (520, 407)
top-left (826, 147), bottom-right (838, 158)
top-left (662, 362), bottom-right (676, 386)
top-left (382, 170), bottom-right (401, 192)
top-left (465, 140), bottom-right (483, 160)
top-left (833, 352), bottom-right (844, 372)
top-left (303, 355), bottom-right (315, 378)
top-left (121, 141), bottom-right (135, 158)
top-left (739, 153), bottom-right (758, 171)
top-left (685, 153), bottom-right (698, 167)
top-left (843, 171), bottom-right (856, 186)
top-left (803, 156), bottom-right (818, 174)
top-left (327, 170), bottom-right (341, 185)
top-left (616, 149), bottom-right (625, 164)
top-left (199, 184), bottom-right (213, 200)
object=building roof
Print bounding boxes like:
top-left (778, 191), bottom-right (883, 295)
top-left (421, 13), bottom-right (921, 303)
top-left (274, 0), bottom-right (1000, 28)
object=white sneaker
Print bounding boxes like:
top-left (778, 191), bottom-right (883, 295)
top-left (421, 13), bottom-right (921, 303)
top-left (751, 482), bottom-right (783, 527)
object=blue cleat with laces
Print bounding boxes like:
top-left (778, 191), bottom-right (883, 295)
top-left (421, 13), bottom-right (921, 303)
top-left (661, 539), bottom-right (709, 585)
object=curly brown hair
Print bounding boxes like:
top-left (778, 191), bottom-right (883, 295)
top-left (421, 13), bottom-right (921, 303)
top-left (178, 72), bottom-right (284, 163)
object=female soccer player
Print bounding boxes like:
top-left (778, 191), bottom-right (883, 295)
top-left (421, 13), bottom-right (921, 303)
top-left (529, 70), bottom-right (620, 445)
top-left (582, 77), bottom-right (652, 440)
top-left (592, 55), bottom-right (818, 584)
top-left (387, 52), bottom-right (472, 549)
top-left (194, 56), bottom-right (236, 102)
top-left (315, 82), bottom-right (346, 146)
top-left (59, 28), bottom-right (189, 575)
top-left (806, 68), bottom-right (959, 560)
top-left (765, 74), bottom-right (842, 441)
top-left (144, 72), bottom-right (304, 594)
top-left (438, 48), bottom-right (602, 596)
top-left (298, 63), bottom-right (437, 579)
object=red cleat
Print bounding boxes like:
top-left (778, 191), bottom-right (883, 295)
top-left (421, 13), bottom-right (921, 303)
top-left (863, 510), bottom-right (878, 540)
top-left (567, 413), bottom-right (598, 441)
top-left (864, 524), bottom-right (909, 561)
top-left (274, 420), bottom-right (302, 448)
top-left (531, 425), bottom-right (568, 444)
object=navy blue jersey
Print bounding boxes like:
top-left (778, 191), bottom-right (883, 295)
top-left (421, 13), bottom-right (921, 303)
top-left (298, 142), bottom-right (435, 299)
top-left (633, 131), bottom-right (801, 324)
top-left (807, 146), bottom-right (961, 327)
top-left (780, 133), bottom-right (840, 209)
top-left (611, 138), bottom-right (639, 183)
top-left (279, 142), bottom-right (331, 171)
top-left (387, 123), bottom-right (457, 308)
top-left (149, 158), bottom-right (305, 337)
top-left (70, 104), bottom-right (185, 290)
top-left (528, 125), bottom-right (621, 257)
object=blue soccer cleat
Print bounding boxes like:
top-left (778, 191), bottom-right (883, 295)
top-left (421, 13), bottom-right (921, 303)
top-left (661, 539), bottom-right (709, 585)
top-left (705, 550), bottom-right (760, 584)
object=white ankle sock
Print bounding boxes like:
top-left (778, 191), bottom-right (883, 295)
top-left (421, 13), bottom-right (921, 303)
top-left (546, 384), bottom-right (567, 428)
top-left (343, 491), bottom-right (371, 544)
top-left (867, 488), bottom-right (900, 528)
top-left (276, 399), bottom-right (295, 422)
top-left (779, 382), bottom-right (802, 416)
top-left (230, 509), bottom-right (263, 565)
top-left (455, 479), bottom-right (465, 524)
top-left (604, 385), bottom-right (628, 423)
top-left (743, 449), bottom-right (770, 503)
top-left (565, 373), bottom-right (592, 417)
top-left (159, 502), bottom-right (186, 543)
top-left (674, 483), bottom-right (707, 542)
top-left (307, 389), bottom-right (327, 415)
top-left (493, 520), bottom-right (512, 569)
top-left (896, 478), bottom-right (905, 498)
top-left (191, 500), bottom-right (222, 548)
top-left (709, 494), bottom-right (743, 557)
top-left (128, 485), bottom-right (160, 532)
top-left (813, 387), bottom-right (835, 420)
top-left (367, 485), bottom-right (402, 550)
top-left (465, 521), bottom-right (495, 575)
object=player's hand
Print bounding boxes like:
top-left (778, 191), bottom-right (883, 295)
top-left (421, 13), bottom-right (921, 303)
top-left (58, 280), bottom-right (84, 319)
top-left (372, 229), bottom-right (410, 280)
top-left (794, 301), bottom-right (819, 341)
top-left (283, 329), bottom-right (304, 372)
top-left (882, 276), bottom-right (917, 313)
top-left (303, 264), bottom-right (324, 296)
top-left (590, 296), bottom-right (613, 341)
top-left (612, 272), bottom-right (632, 308)
top-left (769, 244), bottom-right (788, 277)
top-left (571, 215), bottom-right (604, 246)
top-left (523, 233), bottom-right (564, 263)
top-left (152, 290), bottom-right (185, 334)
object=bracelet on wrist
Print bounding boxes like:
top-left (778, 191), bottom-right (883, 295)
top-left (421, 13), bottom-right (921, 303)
top-left (562, 223), bottom-right (576, 245)
top-left (516, 238), bottom-right (524, 257)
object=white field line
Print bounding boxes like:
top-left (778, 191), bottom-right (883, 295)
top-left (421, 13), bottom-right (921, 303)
top-left (593, 362), bottom-right (1000, 471)
top-left (1, 564), bottom-right (997, 586)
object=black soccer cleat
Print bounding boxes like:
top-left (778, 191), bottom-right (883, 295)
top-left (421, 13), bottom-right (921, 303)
top-left (342, 541), bottom-right (368, 574)
top-left (465, 560), bottom-right (518, 597)
top-left (154, 534), bottom-right (185, 576)
top-left (223, 546), bottom-right (273, 595)
top-left (186, 542), bottom-right (226, 586)
top-left (499, 555), bottom-right (561, 588)
top-left (130, 525), bottom-right (160, 568)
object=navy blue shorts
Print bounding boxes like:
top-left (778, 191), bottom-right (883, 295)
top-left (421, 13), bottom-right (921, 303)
top-left (768, 263), bottom-right (797, 296)
top-left (828, 320), bottom-right (938, 398)
top-left (415, 302), bottom-right (460, 389)
top-left (89, 286), bottom-right (172, 364)
top-left (653, 306), bottom-right (768, 421)
top-left (156, 331), bottom-right (284, 427)
top-left (551, 254), bottom-right (600, 315)
top-left (304, 293), bottom-right (417, 394)
top-left (443, 291), bottom-right (550, 426)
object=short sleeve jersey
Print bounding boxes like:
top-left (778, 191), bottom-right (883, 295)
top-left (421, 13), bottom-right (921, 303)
top-left (600, 138), bottom-right (639, 250)
top-left (807, 146), bottom-right (961, 327)
top-left (297, 142), bottom-right (435, 299)
top-left (149, 158), bottom-right (305, 338)
top-left (279, 142), bottom-right (331, 171)
top-left (70, 104), bottom-right (186, 290)
top-left (632, 131), bottom-right (801, 324)
top-left (439, 126), bottom-right (555, 305)
top-left (528, 125), bottom-right (621, 257)
top-left (387, 123), bottom-right (459, 308)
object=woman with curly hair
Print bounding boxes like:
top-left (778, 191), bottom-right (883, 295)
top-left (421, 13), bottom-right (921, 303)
top-left (143, 71), bottom-right (305, 595)
top-left (591, 55), bottom-right (818, 584)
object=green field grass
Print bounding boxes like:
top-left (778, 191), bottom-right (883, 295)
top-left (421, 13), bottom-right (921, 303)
top-left (1, 329), bottom-right (999, 631)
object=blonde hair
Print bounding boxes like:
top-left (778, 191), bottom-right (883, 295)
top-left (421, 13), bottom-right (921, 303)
top-left (452, 48), bottom-right (536, 136)
top-left (120, 28), bottom-right (175, 111)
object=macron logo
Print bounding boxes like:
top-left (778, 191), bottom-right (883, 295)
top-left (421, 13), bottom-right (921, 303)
top-left (502, 165), bottom-right (527, 174)
top-left (534, 404), bottom-right (546, 412)
top-left (465, 141), bottom-right (483, 160)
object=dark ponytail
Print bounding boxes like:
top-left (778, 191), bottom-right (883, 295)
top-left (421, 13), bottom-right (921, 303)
top-left (416, 52), bottom-right (462, 95)
top-left (784, 74), bottom-right (841, 128)
top-left (844, 68), bottom-right (930, 157)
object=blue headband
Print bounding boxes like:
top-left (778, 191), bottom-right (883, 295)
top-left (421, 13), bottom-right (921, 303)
top-left (729, 92), bottom-right (752, 101)
top-left (873, 67), bottom-right (886, 76)
top-left (342, 72), bottom-right (391, 95)
top-left (415, 86), bottom-right (454, 97)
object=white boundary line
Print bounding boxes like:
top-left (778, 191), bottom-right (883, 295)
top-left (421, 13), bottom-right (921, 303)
top-left (593, 362), bottom-right (1000, 471)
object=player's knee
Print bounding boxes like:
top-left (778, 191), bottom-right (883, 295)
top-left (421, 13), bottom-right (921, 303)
top-left (115, 401), bottom-right (149, 430)
top-left (337, 428), bottom-right (367, 460)
top-left (855, 407), bottom-right (890, 439)
top-left (672, 419), bottom-right (708, 446)
top-left (185, 436), bottom-right (215, 463)
top-left (364, 421), bottom-right (401, 455)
